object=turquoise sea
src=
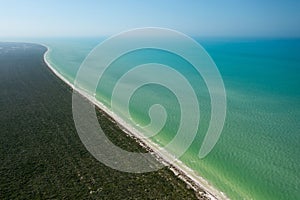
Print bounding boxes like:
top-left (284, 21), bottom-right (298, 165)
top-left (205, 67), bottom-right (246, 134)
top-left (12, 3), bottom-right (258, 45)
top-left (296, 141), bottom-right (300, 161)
top-left (42, 37), bottom-right (299, 199)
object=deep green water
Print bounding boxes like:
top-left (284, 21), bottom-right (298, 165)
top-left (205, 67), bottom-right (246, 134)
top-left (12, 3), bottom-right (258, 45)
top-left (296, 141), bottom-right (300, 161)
top-left (41, 37), bottom-right (299, 199)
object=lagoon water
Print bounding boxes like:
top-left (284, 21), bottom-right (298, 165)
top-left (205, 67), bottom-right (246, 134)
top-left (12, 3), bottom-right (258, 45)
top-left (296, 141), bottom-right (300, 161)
top-left (43, 37), bottom-right (300, 199)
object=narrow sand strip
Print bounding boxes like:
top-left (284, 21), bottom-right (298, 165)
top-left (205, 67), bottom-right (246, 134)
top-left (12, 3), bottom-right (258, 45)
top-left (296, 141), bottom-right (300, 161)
top-left (42, 45), bottom-right (229, 200)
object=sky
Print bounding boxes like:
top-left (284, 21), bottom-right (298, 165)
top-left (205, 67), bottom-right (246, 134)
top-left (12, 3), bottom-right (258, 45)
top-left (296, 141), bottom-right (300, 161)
top-left (1, 0), bottom-right (300, 38)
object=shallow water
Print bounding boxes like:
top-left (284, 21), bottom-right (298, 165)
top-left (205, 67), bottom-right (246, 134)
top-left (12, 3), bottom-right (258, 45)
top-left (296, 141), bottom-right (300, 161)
top-left (42, 37), bottom-right (300, 199)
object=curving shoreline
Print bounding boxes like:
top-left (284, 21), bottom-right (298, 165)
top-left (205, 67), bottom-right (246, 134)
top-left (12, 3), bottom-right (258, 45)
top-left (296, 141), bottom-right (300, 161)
top-left (42, 45), bottom-right (229, 200)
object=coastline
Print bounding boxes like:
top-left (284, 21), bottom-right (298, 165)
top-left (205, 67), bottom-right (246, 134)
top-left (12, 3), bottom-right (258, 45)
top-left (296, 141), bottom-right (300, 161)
top-left (42, 45), bottom-right (229, 200)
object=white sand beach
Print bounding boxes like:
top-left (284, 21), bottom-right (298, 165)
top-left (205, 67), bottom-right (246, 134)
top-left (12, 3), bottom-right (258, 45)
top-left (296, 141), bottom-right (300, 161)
top-left (43, 45), bottom-right (229, 200)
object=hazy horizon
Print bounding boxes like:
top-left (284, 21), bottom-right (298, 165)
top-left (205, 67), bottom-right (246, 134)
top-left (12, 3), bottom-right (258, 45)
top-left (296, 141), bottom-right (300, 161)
top-left (1, 0), bottom-right (300, 38)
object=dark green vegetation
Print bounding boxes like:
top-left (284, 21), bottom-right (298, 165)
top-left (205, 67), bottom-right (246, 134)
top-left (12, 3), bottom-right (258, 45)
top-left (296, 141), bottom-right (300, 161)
top-left (0, 43), bottom-right (197, 199)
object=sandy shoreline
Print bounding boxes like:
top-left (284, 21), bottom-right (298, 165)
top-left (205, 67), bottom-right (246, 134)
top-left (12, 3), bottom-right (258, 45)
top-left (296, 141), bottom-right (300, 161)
top-left (42, 45), bottom-right (229, 200)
